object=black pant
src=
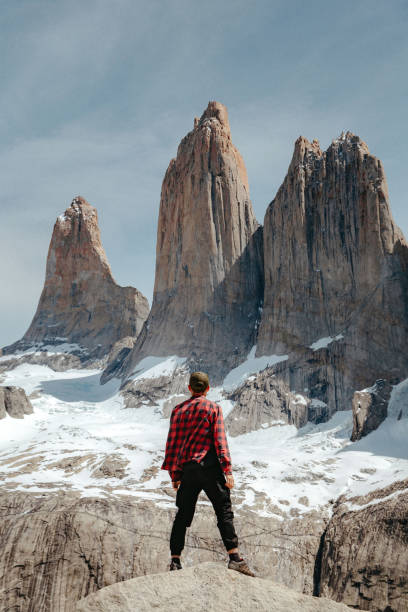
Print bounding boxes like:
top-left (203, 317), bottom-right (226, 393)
top-left (170, 461), bottom-right (239, 556)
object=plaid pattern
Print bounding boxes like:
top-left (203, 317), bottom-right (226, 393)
top-left (161, 394), bottom-right (232, 481)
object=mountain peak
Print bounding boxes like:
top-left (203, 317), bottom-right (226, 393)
top-left (330, 131), bottom-right (370, 154)
top-left (3, 197), bottom-right (149, 359)
top-left (291, 135), bottom-right (323, 166)
top-left (116, 101), bottom-right (263, 382)
top-left (198, 100), bottom-right (230, 133)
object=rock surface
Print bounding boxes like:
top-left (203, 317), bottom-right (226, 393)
top-left (0, 490), bottom-right (325, 612)
top-left (99, 336), bottom-right (137, 384)
top-left (0, 350), bottom-right (84, 375)
top-left (0, 388), bottom-right (6, 419)
top-left (351, 379), bottom-right (392, 441)
top-left (114, 102), bottom-right (263, 384)
top-left (2, 197), bottom-right (149, 360)
top-left (76, 561), bottom-right (352, 612)
top-left (225, 370), bottom-right (311, 435)
top-left (257, 132), bottom-right (408, 411)
top-left (121, 366), bottom-right (190, 409)
top-left (317, 479), bottom-right (408, 611)
top-left (0, 386), bottom-right (33, 419)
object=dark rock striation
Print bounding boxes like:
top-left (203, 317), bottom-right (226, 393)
top-left (2, 197), bottom-right (149, 361)
top-left (113, 102), bottom-right (264, 384)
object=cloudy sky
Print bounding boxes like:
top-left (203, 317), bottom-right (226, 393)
top-left (1, 0), bottom-right (407, 346)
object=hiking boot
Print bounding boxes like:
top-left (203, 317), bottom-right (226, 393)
top-left (228, 558), bottom-right (256, 577)
top-left (169, 559), bottom-right (182, 571)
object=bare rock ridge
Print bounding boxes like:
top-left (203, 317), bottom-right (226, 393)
top-left (3, 197), bottom-right (149, 360)
top-left (76, 562), bottom-right (352, 612)
top-left (114, 101), bottom-right (264, 383)
top-left (256, 131), bottom-right (408, 411)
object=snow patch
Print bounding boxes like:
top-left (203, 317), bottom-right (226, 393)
top-left (130, 355), bottom-right (187, 381)
top-left (309, 334), bottom-right (344, 351)
top-left (344, 488), bottom-right (407, 513)
top-left (222, 346), bottom-right (288, 392)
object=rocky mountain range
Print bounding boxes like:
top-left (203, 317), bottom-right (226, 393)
top-left (3, 103), bottom-right (407, 418)
top-left (1, 101), bottom-right (407, 612)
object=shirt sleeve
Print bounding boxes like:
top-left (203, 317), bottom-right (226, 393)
top-left (212, 404), bottom-right (232, 474)
top-left (161, 409), bottom-right (180, 474)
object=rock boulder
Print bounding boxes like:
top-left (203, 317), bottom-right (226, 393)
top-left (0, 386), bottom-right (34, 419)
top-left (76, 561), bottom-right (352, 612)
top-left (351, 379), bottom-right (392, 441)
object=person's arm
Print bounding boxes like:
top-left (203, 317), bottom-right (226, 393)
top-left (212, 404), bottom-right (232, 475)
top-left (161, 409), bottom-right (182, 487)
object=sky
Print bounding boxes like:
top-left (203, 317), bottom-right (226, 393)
top-left (1, 0), bottom-right (407, 347)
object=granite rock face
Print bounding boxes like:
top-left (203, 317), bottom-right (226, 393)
top-left (257, 132), bottom-right (408, 411)
top-left (0, 490), bottom-right (326, 612)
top-left (317, 479), bottom-right (408, 611)
top-left (100, 336), bottom-right (137, 384)
top-left (351, 379), bottom-right (392, 441)
top-left (117, 102), bottom-right (264, 383)
top-left (121, 366), bottom-right (190, 409)
top-left (3, 197), bottom-right (149, 360)
top-left (225, 370), bottom-right (311, 435)
top-left (0, 386), bottom-right (33, 419)
top-left (76, 562), bottom-right (352, 612)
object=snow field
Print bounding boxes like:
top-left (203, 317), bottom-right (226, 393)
top-left (0, 358), bottom-right (407, 519)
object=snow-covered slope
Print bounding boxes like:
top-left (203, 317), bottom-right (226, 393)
top-left (1, 358), bottom-right (407, 520)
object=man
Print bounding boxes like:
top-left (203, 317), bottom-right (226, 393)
top-left (161, 371), bottom-right (255, 576)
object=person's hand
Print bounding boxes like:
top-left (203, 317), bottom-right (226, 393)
top-left (172, 480), bottom-right (181, 490)
top-left (224, 474), bottom-right (234, 489)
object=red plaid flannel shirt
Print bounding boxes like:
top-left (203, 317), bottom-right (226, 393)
top-left (161, 394), bottom-right (232, 481)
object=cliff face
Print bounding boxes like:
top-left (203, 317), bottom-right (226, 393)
top-left (257, 132), bottom-right (408, 409)
top-left (317, 480), bottom-right (408, 611)
top-left (121, 102), bottom-right (264, 381)
top-left (3, 197), bottom-right (149, 359)
top-left (0, 490), bottom-right (326, 612)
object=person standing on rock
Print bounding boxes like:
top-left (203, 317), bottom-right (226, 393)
top-left (161, 371), bottom-right (255, 576)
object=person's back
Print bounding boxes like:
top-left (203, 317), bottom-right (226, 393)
top-left (161, 371), bottom-right (255, 576)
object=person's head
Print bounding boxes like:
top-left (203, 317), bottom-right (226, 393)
top-left (188, 371), bottom-right (210, 395)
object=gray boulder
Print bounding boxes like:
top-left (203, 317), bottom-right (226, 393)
top-left (351, 379), bottom-right (392, 441)
top-left (0, 386), bottom-right (34, 419)
top-left (0, 388), bottom-right (6, 419)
